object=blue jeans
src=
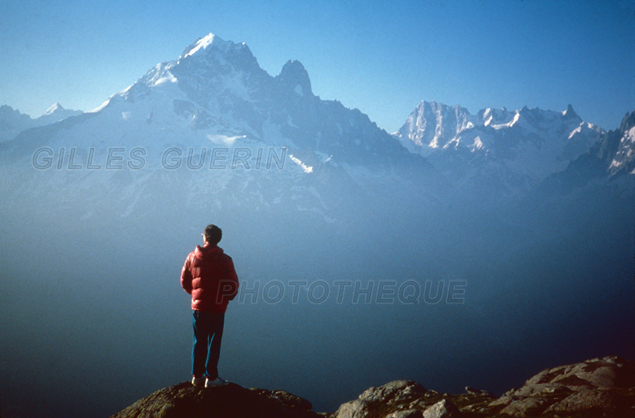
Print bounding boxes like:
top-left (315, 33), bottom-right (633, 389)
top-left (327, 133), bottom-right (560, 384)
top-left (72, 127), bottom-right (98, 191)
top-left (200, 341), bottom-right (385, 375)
top-left (192, 311), bottom-right (225, 379)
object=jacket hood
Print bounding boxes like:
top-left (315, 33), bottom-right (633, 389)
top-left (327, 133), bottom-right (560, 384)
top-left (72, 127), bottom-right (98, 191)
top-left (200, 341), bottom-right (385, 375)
top-left (194, 245), bottom-right (224, 261)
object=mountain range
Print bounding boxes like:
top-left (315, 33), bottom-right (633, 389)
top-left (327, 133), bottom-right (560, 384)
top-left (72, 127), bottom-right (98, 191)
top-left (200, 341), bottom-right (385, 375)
top-left (0, 102), bottom-right (82, 142)
top-left (2, 34), bottom-right (633, 197)
top-left (0, 33), bottom-right (633, 418)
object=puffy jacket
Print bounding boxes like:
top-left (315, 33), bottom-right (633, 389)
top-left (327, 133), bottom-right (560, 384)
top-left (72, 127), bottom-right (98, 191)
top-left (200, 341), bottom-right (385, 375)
top-left (180, 245), bottom-right (239, 313)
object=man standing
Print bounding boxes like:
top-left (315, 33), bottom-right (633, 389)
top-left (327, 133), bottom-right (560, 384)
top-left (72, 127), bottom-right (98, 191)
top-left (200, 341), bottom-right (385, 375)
top-left (181, 224), bottom-right (239, 387)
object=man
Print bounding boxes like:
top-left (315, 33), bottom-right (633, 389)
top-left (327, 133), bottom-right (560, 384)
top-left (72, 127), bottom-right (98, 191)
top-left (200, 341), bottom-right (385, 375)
top-left (181, 224), bottom-right (239, 388)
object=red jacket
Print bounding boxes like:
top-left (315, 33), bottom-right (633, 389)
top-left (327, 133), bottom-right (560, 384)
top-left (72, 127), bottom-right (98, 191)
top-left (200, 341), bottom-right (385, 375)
top-left (181, 245), bottom-right (239, 313)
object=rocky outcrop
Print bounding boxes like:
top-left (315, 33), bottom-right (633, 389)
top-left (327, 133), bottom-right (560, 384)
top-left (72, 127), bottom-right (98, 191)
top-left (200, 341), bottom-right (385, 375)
top-left (109, 382), bottom-right (323, 418)
top-left (488, 356), bottom-right (635, 417)
top-left (111, 357), bottom-right (635, 418)
top-left (331, 356), bottom-right (634, 418)
top-left (332, 379), bottom-right (486, 418)
top-left (333, 380), bottom-right (428, 418)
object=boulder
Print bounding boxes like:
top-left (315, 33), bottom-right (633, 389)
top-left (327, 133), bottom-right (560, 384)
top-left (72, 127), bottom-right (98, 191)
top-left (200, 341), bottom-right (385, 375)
top-left (422, 399), bottom-right (462, 418)
top-left (385, 410), bottom-right (423, 418)
top-left (489, 356), bottom-right (635, 417)
top-left (333, 380), bottom-right (427, 418)
top-left (109, 382), bottom-right (321, 418)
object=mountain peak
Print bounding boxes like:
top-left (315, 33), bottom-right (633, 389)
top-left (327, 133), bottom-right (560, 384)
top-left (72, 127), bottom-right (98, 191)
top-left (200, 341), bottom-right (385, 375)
top-left (38, 102), bottom-right (82, 122)
top-left (173, 33), bottom-right (261, 76)
top-left (415, 100), bottom-right (469, 116)
top-left (416, 100), bottom-right (444, 111)
top-left (562, 103), bottom-right (579, 120)
top-left (618, 109), bottom-right (635, 133)
top-left (179, 33), bottom-right (237, 59)
top-left (0, 104), bottom-right (30, 118)
top-left (277, 60), bottom-right (313, 97)
top-left (44, 102), bottom-right (65, 115)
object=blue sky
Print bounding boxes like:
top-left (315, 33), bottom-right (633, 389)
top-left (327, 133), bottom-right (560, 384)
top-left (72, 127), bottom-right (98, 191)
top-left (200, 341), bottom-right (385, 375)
top-left (1, 0), bottom-right (633, 132)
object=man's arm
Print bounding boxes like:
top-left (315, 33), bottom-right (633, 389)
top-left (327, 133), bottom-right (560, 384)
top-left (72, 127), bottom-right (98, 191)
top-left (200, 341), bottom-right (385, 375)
top-left (222, 257), bottom-right (239, 301)
top-left (180, 255), bottom-right (193, 294)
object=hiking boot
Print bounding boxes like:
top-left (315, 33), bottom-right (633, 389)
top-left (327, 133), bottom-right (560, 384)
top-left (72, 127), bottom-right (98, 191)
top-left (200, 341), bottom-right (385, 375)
top-left (191, 376), bottom-right (205, 386)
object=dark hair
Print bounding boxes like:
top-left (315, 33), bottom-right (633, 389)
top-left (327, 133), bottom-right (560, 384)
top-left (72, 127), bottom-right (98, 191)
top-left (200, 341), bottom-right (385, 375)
top-left (203, 224), bottom-right (222, 245)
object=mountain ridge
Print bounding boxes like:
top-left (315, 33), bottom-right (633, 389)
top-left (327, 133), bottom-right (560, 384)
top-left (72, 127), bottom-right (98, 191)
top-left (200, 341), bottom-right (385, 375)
top-left (392, 100), bottom-right (605, 194)
top-left (0, 102), bottom-right (83, 142)
top-left (538, 109), bottom-right (635, 194)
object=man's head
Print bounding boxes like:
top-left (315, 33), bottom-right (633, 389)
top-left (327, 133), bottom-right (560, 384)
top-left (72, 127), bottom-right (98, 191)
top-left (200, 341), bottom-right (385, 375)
top-left (203, 224), bottom-right (222, 246)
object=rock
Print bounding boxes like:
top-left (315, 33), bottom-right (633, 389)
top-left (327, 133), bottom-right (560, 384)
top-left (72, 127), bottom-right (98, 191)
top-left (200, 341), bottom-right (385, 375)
top-left (422, 399), bottom-right (462, 418)
top-left (524, 355), bottom-right (635, 389)
top-left (498, 396), bottom-right (553, 417)
top-left (385, 410), bottom-right (423, 418)
top-left (464, 386), bottom-right (478, 395)
top-left (464, 386), bottom-right (492, 396)
top-left (109, 381), bottom-right (321, 418)
top-left (333, 381), bottom-right (427, 418)
top-left (360, 380), bottom-right (428, 404)
top-left (488, 356), bottom-right (635, 417)
top-left (544, 388), bottom-right (624, 414)
top-left (111, 356), bottom-right (635, 418)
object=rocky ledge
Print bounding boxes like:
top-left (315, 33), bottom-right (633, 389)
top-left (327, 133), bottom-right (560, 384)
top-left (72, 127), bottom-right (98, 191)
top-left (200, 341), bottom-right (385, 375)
top-left (110, 382), bottom-right (324, 418)
top-left (110, 356), bottom-right (635, 418)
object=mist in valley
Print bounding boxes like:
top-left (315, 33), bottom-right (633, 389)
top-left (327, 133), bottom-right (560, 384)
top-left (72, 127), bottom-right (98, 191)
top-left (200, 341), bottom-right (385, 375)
top-left (1, 149), bottom-right (633, 417)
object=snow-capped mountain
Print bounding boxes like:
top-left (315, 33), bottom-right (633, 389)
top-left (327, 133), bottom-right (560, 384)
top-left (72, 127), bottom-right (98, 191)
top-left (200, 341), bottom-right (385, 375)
top-left (0, 33), bottom-right (627, 230)
top-left (393, 101), bottom-right (603, 192)
top-left (0, 33), bottom-right (439, 236)
top-left (609, 110), bottom-right (635, 175)
top-left (539, 110), bottom-right (635, 193)
top-left (38, 102), bottom-right (83, 125)
top-left (0, 103), bottom-right (83, 142)
top-left (92, 33), bottom-right (418, 171)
